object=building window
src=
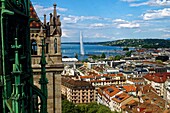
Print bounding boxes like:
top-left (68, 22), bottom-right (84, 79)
top-left (31, 40), bottom-right (37, 55)
top-left (54, 38), bottom-right (57, 53)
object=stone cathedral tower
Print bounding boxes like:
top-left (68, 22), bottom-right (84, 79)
top-left (30, 3), bottom-right (63, 113)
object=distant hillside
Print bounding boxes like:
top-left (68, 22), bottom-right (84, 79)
top-left (98, 39), bottom-right (170, 48)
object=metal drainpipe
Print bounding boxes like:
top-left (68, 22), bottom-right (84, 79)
top-left (1, 1), bottom-right (7, 112)
top-left (0, 0), bottom-right (14, 112)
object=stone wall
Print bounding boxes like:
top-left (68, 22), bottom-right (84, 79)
top-left (33, 72), bottom-right (62, 113)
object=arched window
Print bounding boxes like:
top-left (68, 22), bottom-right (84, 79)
top-left (54, 38), bottom-right (57, 53)
top-left (31, 40), bottom-right (37, 55)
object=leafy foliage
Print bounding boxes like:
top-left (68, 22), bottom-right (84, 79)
top-left (62, 100), bottom-right (117, 113)
top-left (82, 58), bottom-right (89, 63)
top-left (123, 47), bottom-right (129, 51)
top-left (114, 55), bottom-right (122, 60)
top-left (125, 51), bottom-right (132, 57)
top-left (99, 39), bottom-right (170, 48)
top-left (75, 53), bottom-right (78, 59)
top-left (91, 55), bottom-right (100, 60)
top-left (62, 100), bottom-right (79, 113)
top-left (101, 53), bottom-right (106, 58)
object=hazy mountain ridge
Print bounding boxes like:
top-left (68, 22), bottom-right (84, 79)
top-left (98, 39), bottom-right (170, 48)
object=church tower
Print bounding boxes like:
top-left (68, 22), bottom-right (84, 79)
top-left (30, 2), bottom-right (63, 113)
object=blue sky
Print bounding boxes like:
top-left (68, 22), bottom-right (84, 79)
top-left (31, 0), bottom-right (170, 42)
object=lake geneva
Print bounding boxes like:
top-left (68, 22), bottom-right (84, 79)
top-left (61, 43), bottom-right (129, 60)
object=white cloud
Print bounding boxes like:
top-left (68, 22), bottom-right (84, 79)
top-left (113, 19), bottom-right (140, 28)
top-left (121, 0), bottom-right (139, 2)
top-left (90, 23), bottom-right (106, 27)
top-left (134, 29), bottom-right (142, 33)
top-left (130, 2), bottom-right (148, 7)
top-left (93, 33), bottom-right (109, 38)
top-left (127, 14), bottom-right (133, 16)
top-left (84, 33), bottom-right (114, 40)
top-left (130, 0), bottom-right (170, 7)
top-left (142, 8), bottom-right (170, 20)
top-left (163, 34), bottom-right (170, 37)
top-left (34, 4), bottom-right (68, 18)
top-left (63, 16), bottom-right (79, 24)
top-left (153, 28), bottom-right (170, 32)
top-left (113, 19), bottom-right (126, 23)
top-left (61, 29), bottom-right (77, 38)
top-left (62, 15), bottom-right (110, 24)
top-left (57, 7), bottom-right (68, 12)
top-left (117, 23), bottom-right (140, 28)
top-left (62, 31), bottom-right (69, 38)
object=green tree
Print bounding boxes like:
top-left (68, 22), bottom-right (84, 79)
top-left (114, 55), bottom-right (121, 60)
top-left (125, 51), bottom-right (132, 57)
top-left (82, 58), bottom-right (89, 63)
top-left (101, 53), bottom-right (106, 59)
top-left (97, 105), bottom-right (112, 113)
top-left (87, 102), bottom-right (98, 113)
top-left (92, 55), bottom-right (100, 60)
top-left (77, 105), bottom-right (86, 112)
top-left (156, 60), bottom-right (162, 64)
top-left (75, 53), bottom-right (78, 59)
top-left (62, 100), bottom-right (115, 113)
top-left (123, 47), bottom-right (129, 51)
top-left (108, 56), bottom-right (114, 60)
top-left (62, 100), bottom-right (79, 113)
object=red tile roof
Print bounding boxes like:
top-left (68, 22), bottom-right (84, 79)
top-left (137, 49), bottom-right (145, 52)
top-left (30, 2), bottom-right (42, 28)
top-left (123, 85), bottom-right (136, 92)
top-left (80, 75), bottom-right (94, 79)
top-left (103, 86), bottom-right (120, 97)
top-left (103, 73), bottom-right (123, 77)
top-left (121, 100), bottom-right (137, 109)
top-left (112, 92), bottom-right (130, 103)
top-left (137, 84), bottom-right (157, 94)
top-left (144, 72), bottom-right (170, 83)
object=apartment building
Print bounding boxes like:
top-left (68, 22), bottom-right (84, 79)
top-left (112, 92), bottom-right (133, 112)
top-left (97, 85), bottom-right (134, 112)
top-left (61, 77), bottom-right (96, 104)
top-left (143, 72), bottom-right (170, 96)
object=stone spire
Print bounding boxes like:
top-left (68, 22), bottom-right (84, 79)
top-left (44, 14), bottom-right (46, 26)
top-left (49, 13), bottom-right (53, 25)
top-left (39, 26), bottom-right (44, 37)
top-left (53, 3), bottom-right (57, 19)
top-left (56, 15), bottom-right (61, 26)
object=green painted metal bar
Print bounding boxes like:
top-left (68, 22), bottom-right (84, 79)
top-left (0, 0), bottom-right (14, 113)
top-left (0, 1), bottom-right (7, 112)
top-left (11, 35), bottom-right (25, 113)
top-left (39, 26), bottom-right (48, 113)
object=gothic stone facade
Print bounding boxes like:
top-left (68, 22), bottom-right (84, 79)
top-left (30, 3), bottom-right (63, 113)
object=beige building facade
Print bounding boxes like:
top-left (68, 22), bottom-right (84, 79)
top-left (61, 77), bottom-right (96, 104)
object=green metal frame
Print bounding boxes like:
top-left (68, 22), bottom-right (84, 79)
top-left (39, 28), bottom-right (48, 113)
top-left (0, 0), bottom-right (48, 113)
top-left (0, 0), bottom-right (14, 113)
